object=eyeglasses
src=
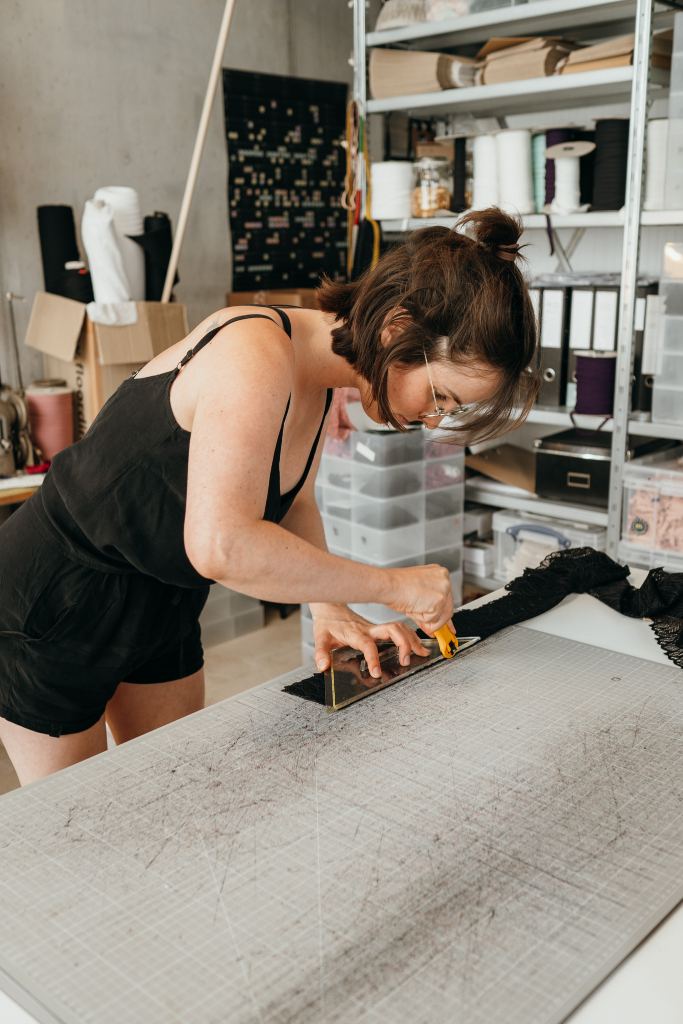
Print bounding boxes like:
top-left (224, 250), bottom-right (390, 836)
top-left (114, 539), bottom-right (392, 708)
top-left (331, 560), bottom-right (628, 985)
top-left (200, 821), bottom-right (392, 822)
top-left (421, 349), bottom-right (475, 424)
top-left (421, 349), bottom-right (448, 421)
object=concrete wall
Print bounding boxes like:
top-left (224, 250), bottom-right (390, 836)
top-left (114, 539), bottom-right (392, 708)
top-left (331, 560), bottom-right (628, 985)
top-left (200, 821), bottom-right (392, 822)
top-left (0, 0), bottom-right (353, 386)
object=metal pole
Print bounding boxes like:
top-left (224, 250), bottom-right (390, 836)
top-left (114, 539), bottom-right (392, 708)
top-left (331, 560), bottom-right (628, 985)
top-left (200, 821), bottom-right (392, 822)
top-left (352, 0), bottom-right (367, 201)
top-left (605, 0), bottom-right (653, 557)
top-left (161, 0), bottom-right (238, 303)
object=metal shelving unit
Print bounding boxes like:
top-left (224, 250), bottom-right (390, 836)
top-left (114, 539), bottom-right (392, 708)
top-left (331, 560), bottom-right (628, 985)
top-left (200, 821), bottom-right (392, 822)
top-left (352, 0), bottom-right (681, 568)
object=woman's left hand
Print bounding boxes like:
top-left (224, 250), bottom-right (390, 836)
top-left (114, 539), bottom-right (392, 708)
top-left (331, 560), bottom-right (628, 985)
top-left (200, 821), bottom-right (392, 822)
top-left (309, 603), bottom-right (429, 679)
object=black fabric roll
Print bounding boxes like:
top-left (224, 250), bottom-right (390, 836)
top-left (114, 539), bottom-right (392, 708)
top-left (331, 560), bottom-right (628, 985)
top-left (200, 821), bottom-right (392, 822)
top-left (127, 211), bottom-right (177, 301)
top-left (544, 128), bottom-right (573, 205)
top-left (592, 119), bottom-right (629, 210)
top-left (37, 205), bottom-right (80, 295)
top-left (58, 267), bottom-right (94, 303)
top-left (452, 137), bottom-right (467, 212)
top-left (573, 129), bottom-right (596, 207)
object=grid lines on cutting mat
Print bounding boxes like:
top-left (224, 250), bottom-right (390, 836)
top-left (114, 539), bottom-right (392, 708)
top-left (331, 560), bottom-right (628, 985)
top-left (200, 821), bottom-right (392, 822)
top-left (0, 626), bottom-right (680, 1023)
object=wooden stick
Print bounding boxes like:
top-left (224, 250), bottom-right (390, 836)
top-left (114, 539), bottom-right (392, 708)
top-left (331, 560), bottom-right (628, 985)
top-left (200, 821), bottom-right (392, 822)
top-left (161, 0), bottom-right (238, 303)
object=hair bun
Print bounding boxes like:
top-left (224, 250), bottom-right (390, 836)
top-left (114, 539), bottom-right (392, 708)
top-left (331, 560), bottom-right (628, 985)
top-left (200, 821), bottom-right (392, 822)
top-left (456, 206), bottom-right (524, 264)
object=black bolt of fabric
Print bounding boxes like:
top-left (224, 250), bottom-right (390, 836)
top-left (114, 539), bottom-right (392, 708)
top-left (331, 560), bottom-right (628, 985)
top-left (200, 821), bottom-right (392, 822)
top-left (127, 211), bottom-right (177, 301)
top-left (283, 547), bottom-right (683, 705)
top-left (37, 205), bottom-right (80, 295)
top-left (592, 119), bottom-right (630, 211)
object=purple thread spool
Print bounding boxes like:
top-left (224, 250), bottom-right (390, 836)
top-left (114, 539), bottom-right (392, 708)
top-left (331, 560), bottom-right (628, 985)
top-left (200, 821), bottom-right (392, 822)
top-left (575, 352), bottom-right (617, 415)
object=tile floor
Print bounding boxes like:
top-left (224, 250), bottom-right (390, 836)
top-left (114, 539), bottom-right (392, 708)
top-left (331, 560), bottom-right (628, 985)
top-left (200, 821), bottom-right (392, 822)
top-left (0, 608), bottom-right (303, 796)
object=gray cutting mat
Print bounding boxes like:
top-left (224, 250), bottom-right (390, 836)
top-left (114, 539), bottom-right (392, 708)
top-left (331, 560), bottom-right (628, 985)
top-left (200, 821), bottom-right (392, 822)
top-left (0, 626), bottom-right (682, 1024)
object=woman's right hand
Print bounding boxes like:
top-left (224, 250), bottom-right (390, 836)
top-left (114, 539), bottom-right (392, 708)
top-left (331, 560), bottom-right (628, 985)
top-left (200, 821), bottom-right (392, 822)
top-left (388, 564), bottom-right (454, 634)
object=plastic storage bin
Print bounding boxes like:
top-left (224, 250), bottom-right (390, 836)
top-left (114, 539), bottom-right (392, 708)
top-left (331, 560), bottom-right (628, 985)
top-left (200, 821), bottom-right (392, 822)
top-left (621, 445), bottom-right (683, 554)
top-left (652, 386), bottom-right (683, 425)
top-left (619, 541), bottom-right (683, 573)
top-left (200, 600), bottom-right (264, 649)
top-left (352, 429), bottom-right (424, 466)
top-left (661, 315), bottom-right (683, 352)
top-left (492, 509), bottom-right (607, 582)
top-left (658, 351), bottom-right (683, 386)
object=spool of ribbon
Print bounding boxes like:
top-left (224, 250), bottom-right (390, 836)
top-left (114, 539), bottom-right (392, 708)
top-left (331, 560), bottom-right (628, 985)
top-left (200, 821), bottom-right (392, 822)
top-left (496, 129), bottom-right (535, 215)
top-left (544, 128), bottom-right (573, 206)
top-left (472, 134), bottom-right (498, 209)
top-left (574, 352), bottom-right (617, 417)
top-left (546, 139), bottom-right (596, 215)
top-left (592, 119), bottom-right (630, 211)
top-left (26, 380), bottom-right (74, 460)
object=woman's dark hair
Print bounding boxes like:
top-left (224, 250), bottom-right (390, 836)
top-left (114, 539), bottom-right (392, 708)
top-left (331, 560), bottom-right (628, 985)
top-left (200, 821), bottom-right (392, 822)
top-left (317, 207), bottom-right (540, 442)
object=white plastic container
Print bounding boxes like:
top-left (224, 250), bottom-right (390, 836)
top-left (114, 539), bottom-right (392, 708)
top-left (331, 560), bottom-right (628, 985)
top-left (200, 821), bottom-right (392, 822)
top-left (661, 281), bottom-right (683, 318)
top-left (661, 314), bottom-right (683, 351)
top-left (352, 429), bottom-right (424, 466)
top-left (200, 603), bottom-right (264, 649)
top-left (619, 540), bottom-right (683, 573)
top-left (621, 445), bottom-right (683, 554)
top-left (492, 509), bottom-right (607, 582)
top-left (657, 351), bottom-right (683, 386)
top-left (652, 385), bottom-right (683, 425)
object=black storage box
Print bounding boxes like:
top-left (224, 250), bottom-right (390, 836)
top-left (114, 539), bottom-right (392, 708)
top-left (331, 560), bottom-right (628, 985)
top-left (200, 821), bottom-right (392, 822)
top-left (534, 429), bottom-right (674, 508)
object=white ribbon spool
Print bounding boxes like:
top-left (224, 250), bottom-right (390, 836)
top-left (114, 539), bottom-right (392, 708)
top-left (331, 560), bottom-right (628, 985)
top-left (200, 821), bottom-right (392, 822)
top-left (644, 119), bottom-right (669, 211)
top-left (546, 139), bottom-right (595, 215)
top-left (495, 129), bottom-right (535, 215)
top-left (472, 135), bottom-right (498, 209)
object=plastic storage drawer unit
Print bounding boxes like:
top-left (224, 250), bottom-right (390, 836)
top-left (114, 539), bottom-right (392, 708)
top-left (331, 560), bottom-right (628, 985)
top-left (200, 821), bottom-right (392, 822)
top-left (621, 445), bottom-right (683, 554)
top-left (493, 509), bottom-right (607, 582)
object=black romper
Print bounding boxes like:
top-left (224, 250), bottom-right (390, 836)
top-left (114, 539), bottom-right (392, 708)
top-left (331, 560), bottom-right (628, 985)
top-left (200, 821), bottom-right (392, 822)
top-left (0, 308), bottom-right (332, 737)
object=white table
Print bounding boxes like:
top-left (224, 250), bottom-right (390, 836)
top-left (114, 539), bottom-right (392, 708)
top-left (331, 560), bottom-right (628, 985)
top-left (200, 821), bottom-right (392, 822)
top-left (0, 576), bottom-right (681, 1023)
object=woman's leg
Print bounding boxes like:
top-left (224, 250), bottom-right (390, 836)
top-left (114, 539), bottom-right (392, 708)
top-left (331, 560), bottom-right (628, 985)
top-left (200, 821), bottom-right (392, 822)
top-left (105, 668), bottom-right (205, 744)
top-left (0, 715), bottom-right (107, 787)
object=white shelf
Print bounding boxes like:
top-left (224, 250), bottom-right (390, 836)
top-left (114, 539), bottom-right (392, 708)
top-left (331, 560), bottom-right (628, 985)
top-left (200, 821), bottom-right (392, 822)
top-left (465, 477), bottom-right (609, 525)
top-left (627, 418), bottom-right (683, 440)
top-left (381, 211), bottom-right (683, 232)
top-left (366, 67), bottom-right (669, 117)
top-left (367, 0), bottom-right (638, 48)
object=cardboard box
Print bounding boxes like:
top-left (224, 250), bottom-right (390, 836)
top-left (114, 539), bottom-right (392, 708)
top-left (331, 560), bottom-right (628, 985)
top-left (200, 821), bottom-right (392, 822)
top-left (24, 292), bottom-right (188, 437)
top-left (466, 444), bottom-right (537, 493)
top-left (226, 288), bottom-right (319, 310)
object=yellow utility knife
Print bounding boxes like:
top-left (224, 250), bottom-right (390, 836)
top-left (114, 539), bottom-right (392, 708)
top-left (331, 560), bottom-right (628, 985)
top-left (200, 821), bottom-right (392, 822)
top-left (434, 623), bottom-right (459, 658)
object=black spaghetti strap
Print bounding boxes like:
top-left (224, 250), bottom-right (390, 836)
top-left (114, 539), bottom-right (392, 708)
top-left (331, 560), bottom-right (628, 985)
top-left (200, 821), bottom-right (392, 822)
top-left (281, 388), bottom-right (334, 502)
top-left (176, 312), bottom-right (286, 371)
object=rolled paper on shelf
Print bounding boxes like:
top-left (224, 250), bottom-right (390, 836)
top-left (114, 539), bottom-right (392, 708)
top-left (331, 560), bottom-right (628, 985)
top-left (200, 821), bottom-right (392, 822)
top-left (370, 161), bottom-right (414, 220)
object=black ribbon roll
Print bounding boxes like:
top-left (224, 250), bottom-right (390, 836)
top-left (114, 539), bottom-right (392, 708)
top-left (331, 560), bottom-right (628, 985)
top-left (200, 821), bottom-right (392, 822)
top-left (127, 211), bottom-right (178, 301)
top-left (452, 137), bottom-right (467, 213)
top-left (37, 205), bottom-right (80, 295)
top-left (592, 119), bottom-right (630, 211)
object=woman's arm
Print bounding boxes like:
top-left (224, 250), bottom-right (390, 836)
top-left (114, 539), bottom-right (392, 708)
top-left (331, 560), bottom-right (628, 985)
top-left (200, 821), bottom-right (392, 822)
top-left (183, 323), bottom-right (452, 638)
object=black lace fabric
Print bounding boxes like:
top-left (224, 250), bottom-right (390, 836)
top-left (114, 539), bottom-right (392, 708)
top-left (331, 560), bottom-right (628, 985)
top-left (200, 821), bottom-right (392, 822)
top-left (285, 547), bottom-right (683, 704)
top-left (454, 547), bottom-right (683, 671)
